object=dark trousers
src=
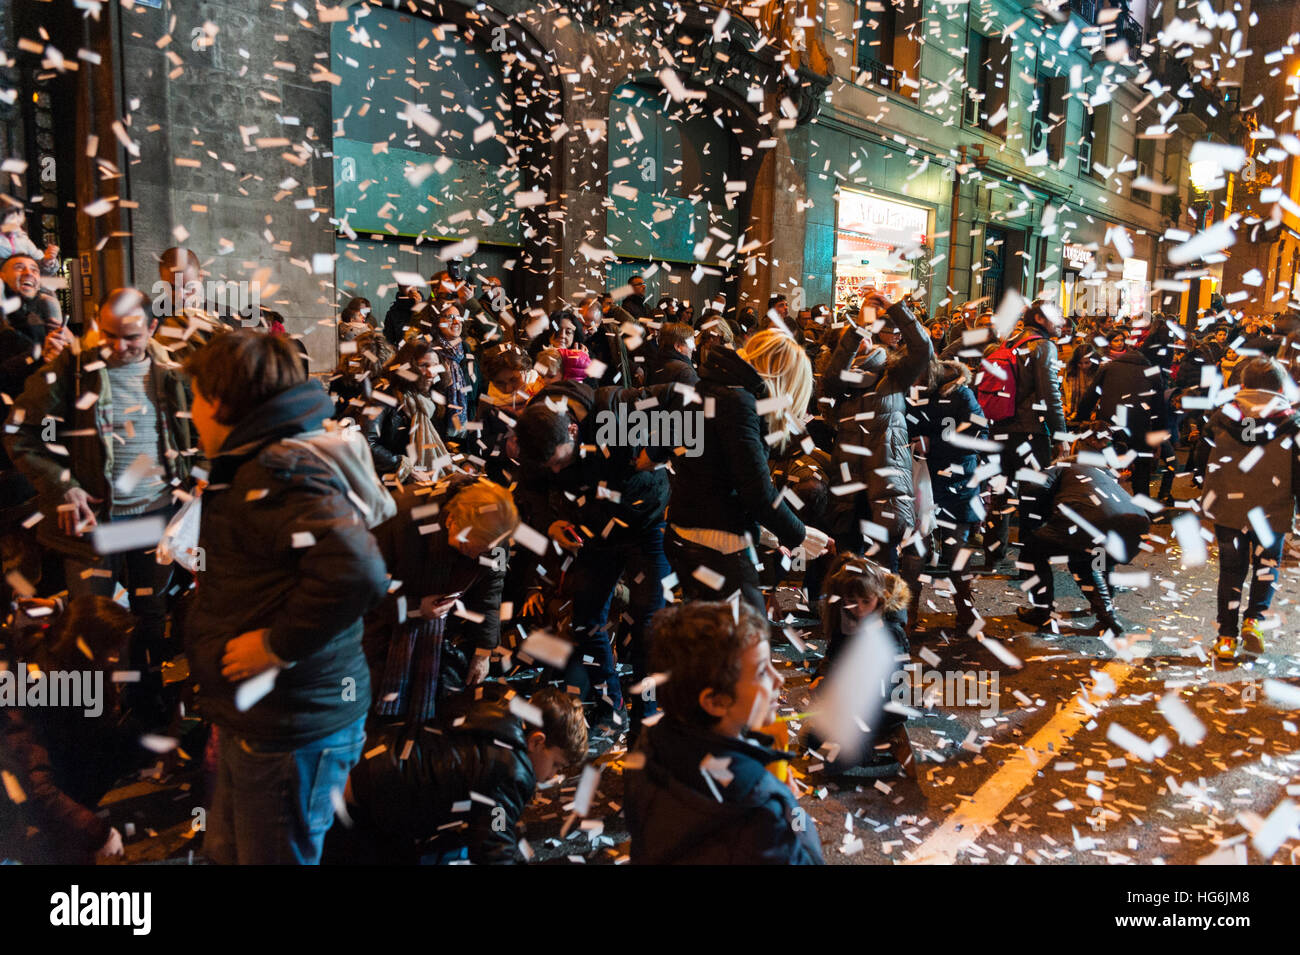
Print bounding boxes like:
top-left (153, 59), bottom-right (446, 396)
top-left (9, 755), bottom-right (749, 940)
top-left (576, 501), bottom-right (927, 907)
top-left (987, 431), bottom-right (1052, 557)
top-left (665, 527), bottom-right (765, 611)
top-left (1022, 538), bottom-right (1114, 617)
top-left (1124, 431), bottom-right (1175, 499)
top-left (902, 520), bottom-right (976, 623)
top-left (563, 521), bottom-right (669, 726)
top-left (1215, 525), bottom-right (1284, 636)
top-left (65, 507), bottom-right (176, 718)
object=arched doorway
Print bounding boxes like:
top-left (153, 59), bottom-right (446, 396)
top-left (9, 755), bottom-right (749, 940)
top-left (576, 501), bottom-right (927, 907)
top-left (329, 1), bottom-right (561, 315)
top-left (604, 81), bottom-right (747, 313)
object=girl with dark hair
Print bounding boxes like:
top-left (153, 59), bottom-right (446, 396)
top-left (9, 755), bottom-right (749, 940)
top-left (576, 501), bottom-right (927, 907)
top-left (430, 306), bottom-right (478, 443)
top-left (364, 338), bottom-right (451, 480)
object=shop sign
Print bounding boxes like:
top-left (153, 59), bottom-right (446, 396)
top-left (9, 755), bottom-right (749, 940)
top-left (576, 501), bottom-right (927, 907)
top-left (837, 190), bottom-right (928, 245)
top-left (1063, 243), bottom-right (1095, 269)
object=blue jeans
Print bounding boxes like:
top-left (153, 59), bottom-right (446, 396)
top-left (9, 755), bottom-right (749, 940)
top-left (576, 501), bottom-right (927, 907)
top-left (563, 521), bottom-right (669, 727)
top-left (207, 716), bottom-right (366, 865)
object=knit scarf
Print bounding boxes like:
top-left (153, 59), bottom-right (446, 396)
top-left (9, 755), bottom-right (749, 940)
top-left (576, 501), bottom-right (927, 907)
top-left (402, 390), bottom-right (449, 475)
top-left (435, 335), bottom-right (467, 410)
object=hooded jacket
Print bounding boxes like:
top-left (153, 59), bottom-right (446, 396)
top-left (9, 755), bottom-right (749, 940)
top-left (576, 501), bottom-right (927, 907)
top-left (527, 378), bottom-right (674, 542)
top-left (1195, 389), bottom-right (1300, 536)
top-left (4, 337), bottom-right (195, 561)
top-left (667, 346), bottom-right (805, 549)
top-left (345, 692), bottom-right (537, 865)
top-left (624, 718), bottom-right (824, 865)
top-left (822, 301), bottom-right (932, 539)
top-left (1075, 348), bottom-right (1168, 436)
top-left (184, 380), bottom-right (388, 746)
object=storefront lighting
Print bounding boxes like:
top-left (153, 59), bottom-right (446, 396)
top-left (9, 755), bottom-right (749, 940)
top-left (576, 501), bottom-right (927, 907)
top-left (1189, 159), bottom-right (1220, 192)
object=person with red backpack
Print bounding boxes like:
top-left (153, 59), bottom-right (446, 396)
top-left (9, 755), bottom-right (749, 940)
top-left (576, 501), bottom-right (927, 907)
top-left (980, 302), bottom-right (1071, 565)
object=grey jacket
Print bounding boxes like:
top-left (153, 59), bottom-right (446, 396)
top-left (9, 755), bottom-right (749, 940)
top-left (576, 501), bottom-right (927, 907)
top-left (822, 301), bottom-right (933, 539)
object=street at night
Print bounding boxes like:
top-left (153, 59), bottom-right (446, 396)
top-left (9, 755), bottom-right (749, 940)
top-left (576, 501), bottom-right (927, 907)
top-left (1, 0), bottom-right (1299, 930)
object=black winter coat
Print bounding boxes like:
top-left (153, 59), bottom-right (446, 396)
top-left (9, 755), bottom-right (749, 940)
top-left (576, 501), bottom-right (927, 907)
top-left (362, 401), bottom-right (415, 477)
top-left (1194, 390), bottom-right (1300, 536)
top-left (1000, 326), bottom-right (1068, 438)
top-left (625, 718), bottom-right (825, 865)
top-left (646, 343), bottom-right (699, 388)
top-left (667, 347), bottom-right (805, 549)
top-left (383, 297), bottom-right (418, 346)
top-left (1075, 349), bottom-right (1168, 437)
top-left (185, 381), bottom-right (388, 747)
top-left (344, 692), bottom-right (537, 864)
top-left (527, 379), bottom-right (675, 542)
top-left (1021, 460), bottom-right (1150, 561)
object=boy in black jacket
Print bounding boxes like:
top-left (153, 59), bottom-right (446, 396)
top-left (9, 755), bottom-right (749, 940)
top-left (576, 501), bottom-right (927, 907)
top-left (624, 601), bottom-right (825, 865)
top-left (331, 685), bottom-right (586, 864)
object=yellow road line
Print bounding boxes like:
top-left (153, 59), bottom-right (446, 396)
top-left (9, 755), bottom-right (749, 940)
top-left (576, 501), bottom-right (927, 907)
top-left (905, 658), bottom-right (1136, 865)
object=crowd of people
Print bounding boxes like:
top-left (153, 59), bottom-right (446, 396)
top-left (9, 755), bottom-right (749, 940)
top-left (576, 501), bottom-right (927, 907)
top-left (2, 242), bottom-right (1299, 865)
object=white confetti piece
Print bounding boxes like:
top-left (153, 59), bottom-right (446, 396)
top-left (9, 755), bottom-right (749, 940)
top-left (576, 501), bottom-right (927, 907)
top-left (1, 770), bottom-right (26, 804)
top-left (511, 521), bottom-right (548, 556)
top-left (1252, 799), bottom-right (1300, 861)
top-left (1263, 679), bottom-right (1300, 710)
top-left (1105, 722), bottom-right (1157, 762)
top-left (92, 516), bottom-right (164, 555)
top-left (691, 564), bottom-right (726, 591)
top-left (233, 667), bottom-right (280, 712)
top-left (519, 631), bottom-right (572, 668)
top-left (978, 634), bottom-right (1022, 669)
top-left (508, 695), bottom-right (543, 727)
top-left (1170, 512), bottom-right (1207, 567)
top-left (573, 764), bottom-right (602, 816)
top-left (809, 613), bottom-right (895, 764)
top-left (1156, 692), bottom-right (1205, 746)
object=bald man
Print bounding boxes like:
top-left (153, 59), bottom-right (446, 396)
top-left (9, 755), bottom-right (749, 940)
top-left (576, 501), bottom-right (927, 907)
top-left (5, 288), bottom-right (197, 727)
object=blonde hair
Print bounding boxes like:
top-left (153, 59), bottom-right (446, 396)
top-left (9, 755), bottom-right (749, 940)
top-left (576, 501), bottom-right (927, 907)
top-left (446, 479), bottom-right (519, 552)
top-left (821, 552), bottom-right (911, 625)
top-left (738, 328), bottom-right (812, 448)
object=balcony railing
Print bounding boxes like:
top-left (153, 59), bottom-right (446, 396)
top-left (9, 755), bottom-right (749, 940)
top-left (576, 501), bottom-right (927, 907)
top-left (1069, 0), bottom-right (1100, 24)
top-left (1115, 11), bottom-right (1143, 49)
top-left (855, 54), bottom-right (901, 93)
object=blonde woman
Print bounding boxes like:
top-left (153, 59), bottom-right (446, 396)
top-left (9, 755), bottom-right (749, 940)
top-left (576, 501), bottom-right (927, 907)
top-left (666, 327), bottom-right (831, 608)
top-left (365, 474), bottom-right (519, 721)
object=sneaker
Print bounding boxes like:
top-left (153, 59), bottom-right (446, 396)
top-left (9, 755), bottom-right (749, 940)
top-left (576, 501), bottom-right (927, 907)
top-left (1241, 617), bottom-right (1265, 653)
top-left (1094, 613), bottom-right (1123, 636)
top-left (1214, 633), bottom-right (1241, 662)
top-left (1016, 606), bottom-right (1053, 627)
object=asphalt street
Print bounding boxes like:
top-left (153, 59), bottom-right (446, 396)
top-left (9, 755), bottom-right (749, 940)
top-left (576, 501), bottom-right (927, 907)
top-left (112, 483), bottom-right (1300, 866)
